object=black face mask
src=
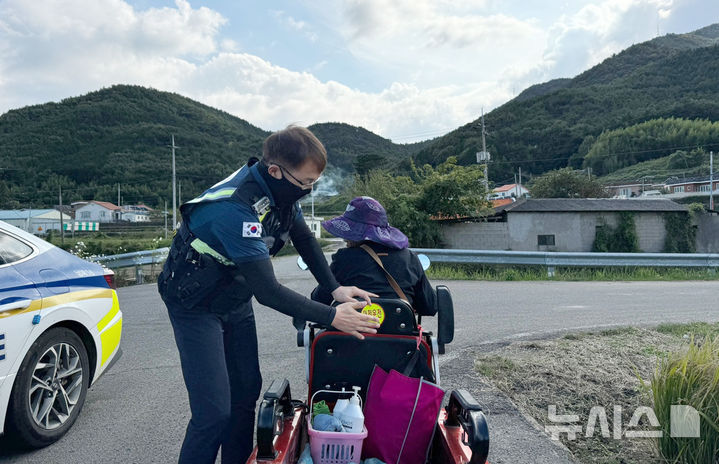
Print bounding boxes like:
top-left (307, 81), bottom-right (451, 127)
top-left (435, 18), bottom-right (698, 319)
top-left (258, 163), bottom-right (311, 206)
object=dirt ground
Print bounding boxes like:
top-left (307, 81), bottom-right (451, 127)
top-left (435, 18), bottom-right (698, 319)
top-left (473, 327), bottom-right (698, 464)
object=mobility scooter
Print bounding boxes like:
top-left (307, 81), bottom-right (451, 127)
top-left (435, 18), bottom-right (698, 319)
top-left (246, 274), bottom-right (490, 464)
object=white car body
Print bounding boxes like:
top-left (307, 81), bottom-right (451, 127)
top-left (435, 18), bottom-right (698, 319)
top-left (0, 221), bottom-right (122, 436)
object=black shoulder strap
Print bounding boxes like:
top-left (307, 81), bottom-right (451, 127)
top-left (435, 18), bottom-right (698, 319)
top-left (360, 244), bottom-right (411, 305)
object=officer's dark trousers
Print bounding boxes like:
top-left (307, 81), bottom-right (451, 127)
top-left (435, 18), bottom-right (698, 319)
top-left (166, 299), bottom-right (262, 464)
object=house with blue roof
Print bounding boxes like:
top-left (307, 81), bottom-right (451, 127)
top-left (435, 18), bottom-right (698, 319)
top-left (0, 209), bottom-right (73, 235)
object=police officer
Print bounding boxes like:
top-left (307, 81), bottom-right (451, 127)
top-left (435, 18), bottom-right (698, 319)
top-left (158, 125), bottom-right (380, 464)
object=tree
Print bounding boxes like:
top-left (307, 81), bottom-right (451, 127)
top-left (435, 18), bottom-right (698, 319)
top-left (350, 170), bottom-right (441, 247)
top-left (353, 154), bottom-right (387, 175)
top-left (414, 157), bottom-right (492, 218)
top-left (530, 167), bottom-right (609, 198)
top-left (348, 158), bottom-right (492, 247)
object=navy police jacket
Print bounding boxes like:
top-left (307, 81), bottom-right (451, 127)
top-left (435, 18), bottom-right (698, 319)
top-left (158, 158), bottom-right (303, 311)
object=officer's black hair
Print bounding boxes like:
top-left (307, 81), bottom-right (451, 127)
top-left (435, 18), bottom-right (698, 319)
top-left (262, 125), bottom-right (327, 171)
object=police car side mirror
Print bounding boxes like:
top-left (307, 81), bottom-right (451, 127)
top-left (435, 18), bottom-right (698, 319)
top-left (297, 256), bottom-right (309, 271)
top-left (418, 254), bottom-right (430, 271)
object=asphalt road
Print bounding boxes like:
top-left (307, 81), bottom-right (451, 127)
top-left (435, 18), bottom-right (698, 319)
top-left (2, 255), bottom-right (718, 463)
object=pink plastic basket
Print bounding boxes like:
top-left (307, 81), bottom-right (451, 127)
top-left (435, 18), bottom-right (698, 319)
top-left (308, 389), bottom-right (367, 464)
top-left (307, 417), bottom-right (367, 464)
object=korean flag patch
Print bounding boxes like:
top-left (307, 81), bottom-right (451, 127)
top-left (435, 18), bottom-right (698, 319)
top-left (243, 222), bottom-right (262, 238)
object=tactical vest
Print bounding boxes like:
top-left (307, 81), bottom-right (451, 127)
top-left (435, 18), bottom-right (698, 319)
top-left (180, 158), bottom-right (299, 265)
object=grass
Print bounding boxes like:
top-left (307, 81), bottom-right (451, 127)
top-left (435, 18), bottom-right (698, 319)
top-left (655, 322), bottom-right (719, 339)
top-left (46, 231), bottom-right (171, 256)
top-left (473, 322), bottom-right (719, 464)
top-left (652, 336), bottom-right (719, 463)
top-left (597, 153), bottom-right (709, 184)
top-left (427, 263), bottom-right (719, 281)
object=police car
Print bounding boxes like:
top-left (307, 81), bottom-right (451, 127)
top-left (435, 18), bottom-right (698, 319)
top-left (0, 221), bottom-right (122, 448)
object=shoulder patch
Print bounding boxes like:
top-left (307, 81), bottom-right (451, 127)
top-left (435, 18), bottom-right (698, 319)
top-left (243, 222), bottom-right (263, 238)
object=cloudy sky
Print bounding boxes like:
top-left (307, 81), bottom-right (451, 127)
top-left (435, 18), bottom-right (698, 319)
top-left (0, 0), bottom-right (717, 142)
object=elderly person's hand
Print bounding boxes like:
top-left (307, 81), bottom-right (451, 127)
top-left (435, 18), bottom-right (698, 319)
top-left (331, 285), bottom-right (378, 305)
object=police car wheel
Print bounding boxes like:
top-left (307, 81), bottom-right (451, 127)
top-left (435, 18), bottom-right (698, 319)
top-left (6, 327), bottom-right (90, 449)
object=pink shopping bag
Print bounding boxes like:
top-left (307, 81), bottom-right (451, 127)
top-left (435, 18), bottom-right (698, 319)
top-left (362, 366), bottom-right (445, 464)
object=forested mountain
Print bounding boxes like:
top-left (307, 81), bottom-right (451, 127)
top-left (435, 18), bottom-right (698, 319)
top-left (583, 117), bottom-right (719, 175)
top-left (3, 24), bottom-right (719, 208)
top-left (0, 86), bottom-right (424, 208)
top-left (308, 122), bottom-right (430, 173)
top-left (415, 23), bottom-right (719, 183)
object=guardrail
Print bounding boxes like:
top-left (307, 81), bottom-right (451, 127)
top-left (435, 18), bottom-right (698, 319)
top-left (93, 247), bottom-right (719, 282)
top-left (93, 247), bottom-right (169, 284)
top-left (411, 248), bottom-right (719, 276)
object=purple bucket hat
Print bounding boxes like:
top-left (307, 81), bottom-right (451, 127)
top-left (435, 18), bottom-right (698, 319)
top-left (322, 196), bottom-right (409, 249)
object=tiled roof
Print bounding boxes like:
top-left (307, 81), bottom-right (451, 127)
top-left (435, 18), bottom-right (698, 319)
top-left (500, 198), bottom-right (688, 213)
top-left (493, 183), bottom-right (526, 192)
top-left (0, 209), bottom-right (56, 219)
top-left (85, 201), bottom-right (121, 211)
top-left (491, 198), bottom-right (515, 208)
top-left (664, 173), bottom-right (719, 186)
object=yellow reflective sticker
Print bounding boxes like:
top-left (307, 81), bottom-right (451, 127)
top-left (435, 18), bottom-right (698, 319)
top-left (100, 317), bottom-right (123, 366)
top-left (362, 303), bottom-right (385, 325)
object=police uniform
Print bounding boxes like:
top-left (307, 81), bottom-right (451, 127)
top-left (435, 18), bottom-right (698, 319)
top-left (158, 157), bottom-right (340, 464)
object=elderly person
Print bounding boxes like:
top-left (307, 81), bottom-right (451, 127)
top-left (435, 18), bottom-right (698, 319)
top-left (311, 196), bottom-right (437, 316)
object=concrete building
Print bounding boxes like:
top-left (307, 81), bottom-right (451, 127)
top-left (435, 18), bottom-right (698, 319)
top-left (439, 198), bottom-right (690, 253)
top-left (74, 201), bottom-right (122, 223)
top-left (605, 182), bottom-right (666, 198)
top-left (490, 183), bottom-right (529, 200)
top-left (121, 204), bottom-right (152, 222)
top-left (0, 209), bottom-right (73, 235)
top-left (663, 173), bottom-right (719, 200)
top-left (304, 216), bottom-right (324, 239)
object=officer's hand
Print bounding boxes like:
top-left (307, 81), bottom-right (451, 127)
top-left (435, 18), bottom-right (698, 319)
top-left (332, 301), bottom-right (380, 340)
top-left (331, 286), bottom-right (379, 305)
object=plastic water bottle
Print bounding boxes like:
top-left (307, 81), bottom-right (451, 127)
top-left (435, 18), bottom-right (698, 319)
top-left (333, 388), bottom-right (349, 423)
top-left (340, 386), bottom-right (364, 433)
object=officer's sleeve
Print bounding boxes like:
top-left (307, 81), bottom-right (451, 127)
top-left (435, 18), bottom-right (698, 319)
top-left (234, 257), bottom-right (337, 326)
top-left (290, 212), bottom-right (340, 292)
top-left (310, 252), bottom-right (340, 304)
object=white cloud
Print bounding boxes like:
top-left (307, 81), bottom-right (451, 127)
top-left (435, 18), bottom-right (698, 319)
top-left (0, 0), bottom-right (712, 146)
top-left (339, 0), bottom-right (547, 89)
top-left (0, 0), bottom-right (511, 142)
top-left (270, 10), bottom-right (318, 42)
top-left (535, 0), bottom-right (675, 80)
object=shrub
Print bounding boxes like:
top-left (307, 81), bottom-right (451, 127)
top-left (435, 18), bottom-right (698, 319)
top-left (652, 336), bottom-right (719, 463)
top-left (592, 212), bottom-right (640, 252)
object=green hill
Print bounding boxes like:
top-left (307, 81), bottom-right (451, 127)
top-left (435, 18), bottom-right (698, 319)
top-left (582, 117), bottom-right (719, 175)
top-left (308, 122), bottom-right (430, 173)
top-left (0, 86), bottom-right (423, 208)
top-left (598, 150), bottom-right (710, 185)
top-left (414, 23), bottom-right (719, 183)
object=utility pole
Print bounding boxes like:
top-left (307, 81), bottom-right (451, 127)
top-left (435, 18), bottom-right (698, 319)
top-left (164, 200), bottom-right (168, 239)
top-left (59, 185), bottom-right (64, 245)
top-left (519, 167), bottom-right (523, 197)
top-left (476, 109), bottom-right (491, 189)
top-left (710, 151), bottom-right (714, 211)
top-left (170, 135), bottom-right (179, 230)
top-left (117, 184), bottom-right (121, 222)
